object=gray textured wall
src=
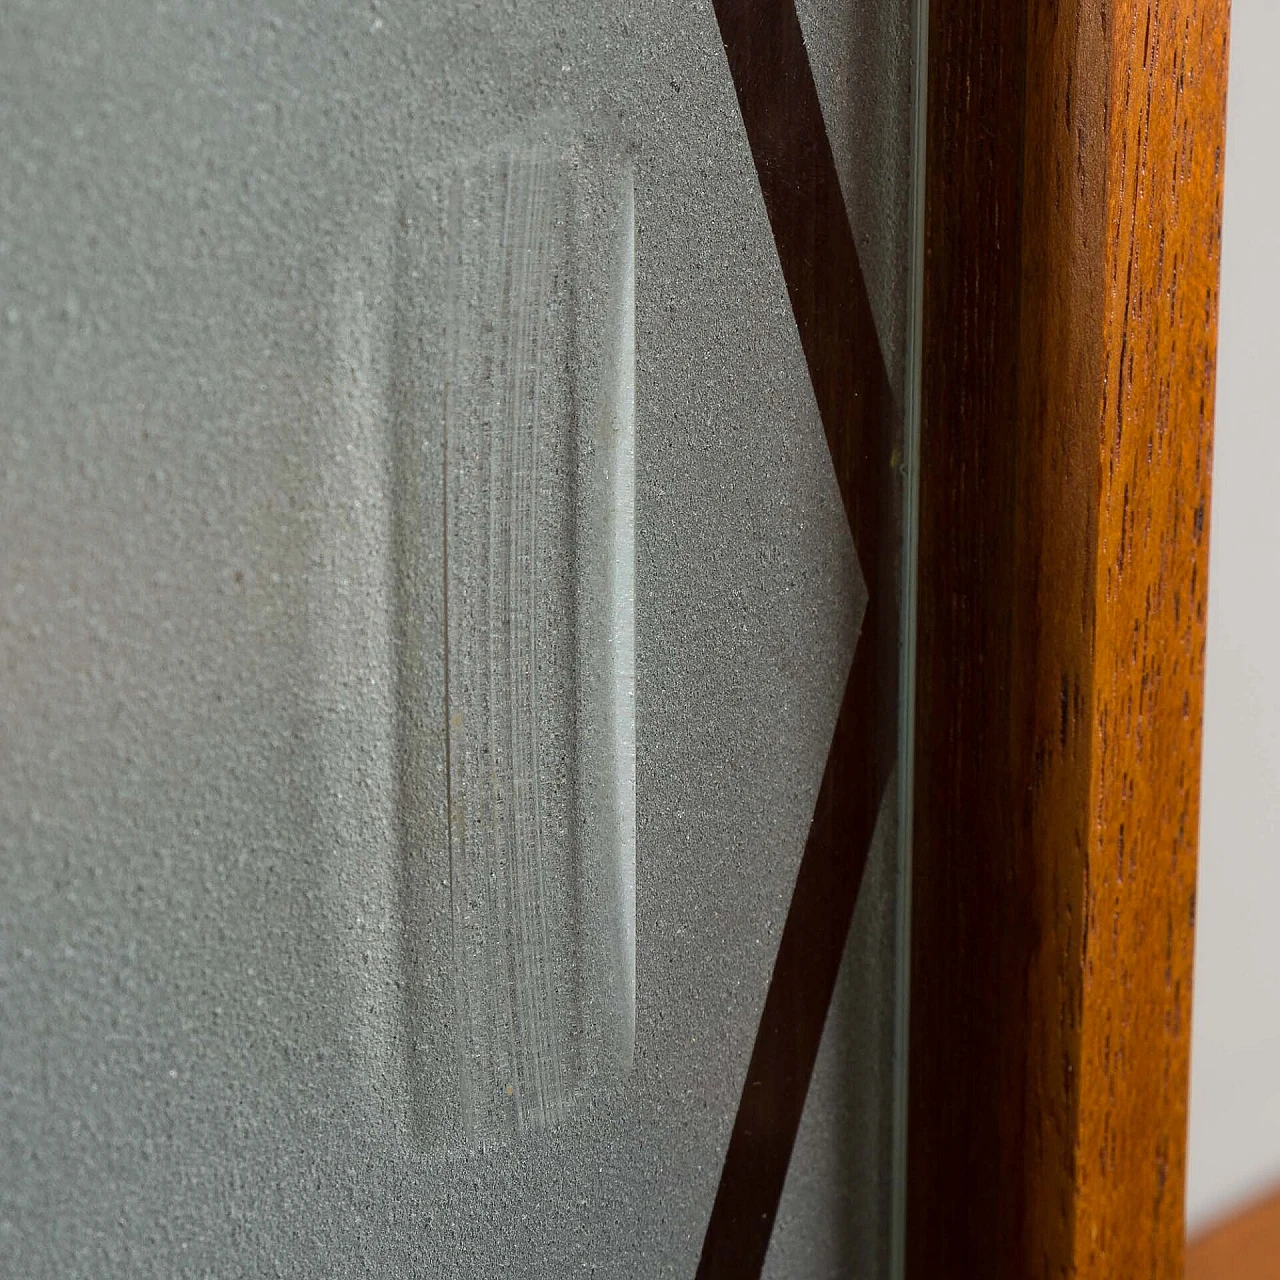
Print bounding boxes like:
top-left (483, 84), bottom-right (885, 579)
top-left (1, 2), bottom-right (914, 1274)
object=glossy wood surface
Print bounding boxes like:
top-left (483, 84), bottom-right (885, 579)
top-left (907, 2), bottom-right (1230, 1276)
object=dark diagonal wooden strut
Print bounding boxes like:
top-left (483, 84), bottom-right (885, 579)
top-left (696, 2), bottom-right (900, 1275)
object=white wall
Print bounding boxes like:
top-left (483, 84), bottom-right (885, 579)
top-left (1187, 0), bottom-right (1280, 1233)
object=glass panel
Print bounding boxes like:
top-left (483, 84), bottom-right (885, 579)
top-left (0, 1), bottom-right (924, 1276)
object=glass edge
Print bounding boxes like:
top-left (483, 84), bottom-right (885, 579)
top-left (888, 0), bottom-right (931, 1272)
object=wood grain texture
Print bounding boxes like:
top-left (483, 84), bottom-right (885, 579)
top-left (906, 1), bottom-right (1230, 1277)
top-left (1187, 1183), bottom-right (1280, 1279)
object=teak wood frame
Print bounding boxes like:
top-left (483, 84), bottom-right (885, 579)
top-left (907, 1), bottom-right (1230, 1277)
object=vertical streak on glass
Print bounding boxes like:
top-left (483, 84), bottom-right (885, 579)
top-left (611, 173), bottom-right (637, 1064)
top-left (890, 0), bottom-right (931, 1273)
top-left (441, 172), bottom-right (476, 1142)
top-left (444, 149), bottom-right (570, 1141)
top-left (387, 142), bottom-right (636, 1152)
top-left (575, 161), bottom-right (638, 1080)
